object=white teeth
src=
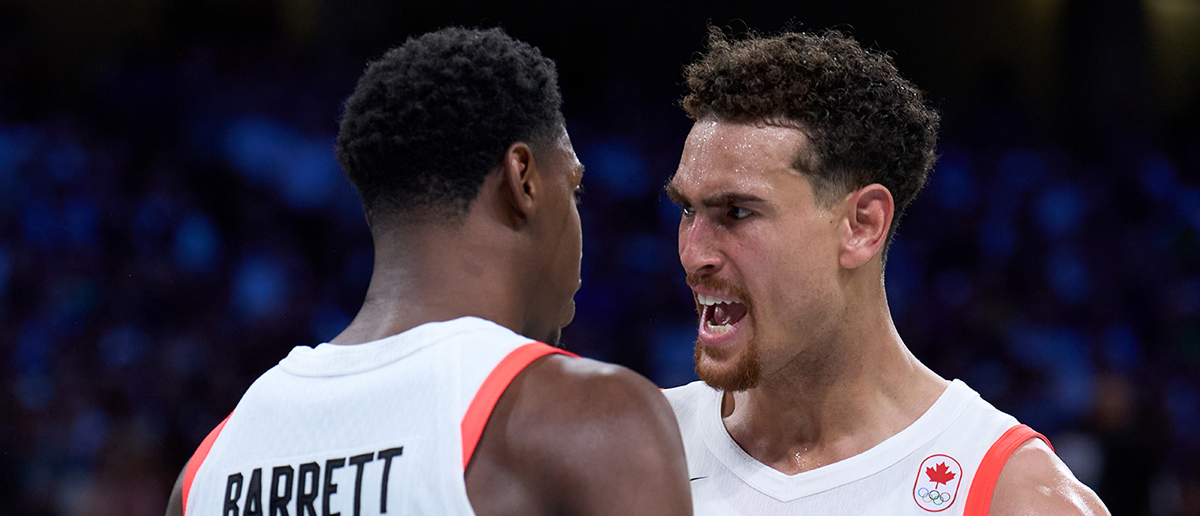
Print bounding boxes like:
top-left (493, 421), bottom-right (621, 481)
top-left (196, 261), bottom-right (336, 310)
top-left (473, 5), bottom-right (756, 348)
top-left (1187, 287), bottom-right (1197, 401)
top-left (705, 319), bottom-right (733, 334)
top-left (697, 294), bottom-right (737, 306)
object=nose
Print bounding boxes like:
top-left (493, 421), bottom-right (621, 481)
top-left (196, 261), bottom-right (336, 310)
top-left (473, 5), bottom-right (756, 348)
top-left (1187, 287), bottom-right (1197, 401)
top-left (679, 216), bottom-right (723, 276)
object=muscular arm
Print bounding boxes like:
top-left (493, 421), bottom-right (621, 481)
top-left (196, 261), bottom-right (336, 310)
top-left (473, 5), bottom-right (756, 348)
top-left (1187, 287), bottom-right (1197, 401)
top-left (990, 439), bottom-right (1110, 516)
top-left (465, 354), bottom-right (693, 516)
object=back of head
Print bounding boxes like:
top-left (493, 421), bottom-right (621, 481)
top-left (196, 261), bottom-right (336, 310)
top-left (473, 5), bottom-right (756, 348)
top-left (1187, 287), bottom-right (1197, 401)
top-left (682, 27), bottom-right (940, 249)
top-left (337, 27), bottom-right (565, 228)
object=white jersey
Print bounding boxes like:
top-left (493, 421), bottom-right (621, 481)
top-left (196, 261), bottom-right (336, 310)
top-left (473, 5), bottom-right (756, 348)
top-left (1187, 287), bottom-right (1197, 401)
top-left (664, 379), bottom-right (1049, 516)
top-left (181, 317), bottom-right (570, 516)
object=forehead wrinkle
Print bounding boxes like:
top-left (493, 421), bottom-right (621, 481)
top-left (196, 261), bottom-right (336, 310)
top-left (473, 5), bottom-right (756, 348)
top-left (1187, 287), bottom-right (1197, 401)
top-left (695, 128), bottom-right (805, 176)
top-left (674, 120), bottom-right (813, 208)
top-left (671, 160), bottom-right (778, 202)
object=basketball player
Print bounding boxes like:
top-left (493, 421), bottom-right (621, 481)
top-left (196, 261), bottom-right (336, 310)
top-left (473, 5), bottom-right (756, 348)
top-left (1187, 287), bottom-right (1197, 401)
top-left (165, 27), bottom-right (691, 516)
top-left (662, 28), bottom-right (1110, 515)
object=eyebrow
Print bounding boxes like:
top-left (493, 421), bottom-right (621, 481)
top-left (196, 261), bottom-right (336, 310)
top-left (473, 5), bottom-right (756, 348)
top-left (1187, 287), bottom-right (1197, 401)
top-left (664, 182), bottom-right (685, 205)
top-left (664, 182), bottom-right (766, 208)
top-left (700, 192), bottom-right (767, 207)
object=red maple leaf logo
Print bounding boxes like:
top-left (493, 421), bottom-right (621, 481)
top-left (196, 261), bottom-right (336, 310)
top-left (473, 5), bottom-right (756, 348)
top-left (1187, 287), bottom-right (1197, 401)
top-left (925, 462), bottom-right (956, 488)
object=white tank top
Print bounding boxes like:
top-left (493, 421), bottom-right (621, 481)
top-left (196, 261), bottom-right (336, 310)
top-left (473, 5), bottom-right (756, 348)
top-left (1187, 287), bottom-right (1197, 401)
top-left (180, 317), bottom-right (571, 516)
top-left (664, 379), bottom-right (1049, 516)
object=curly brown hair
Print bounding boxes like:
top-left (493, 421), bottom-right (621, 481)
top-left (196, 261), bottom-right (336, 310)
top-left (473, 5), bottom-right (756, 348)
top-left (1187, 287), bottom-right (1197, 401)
top-left (682, 27), bottom-right (939, 246)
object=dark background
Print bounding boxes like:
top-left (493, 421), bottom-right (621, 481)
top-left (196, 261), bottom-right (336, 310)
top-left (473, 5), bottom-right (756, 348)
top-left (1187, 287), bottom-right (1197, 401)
top-left (2, 0), bottom-right (1199, 514)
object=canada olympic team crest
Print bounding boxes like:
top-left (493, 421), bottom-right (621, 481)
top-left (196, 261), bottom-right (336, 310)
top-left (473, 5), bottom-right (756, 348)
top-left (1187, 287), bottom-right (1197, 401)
top-left (912, 454), bottom-right (963, 512)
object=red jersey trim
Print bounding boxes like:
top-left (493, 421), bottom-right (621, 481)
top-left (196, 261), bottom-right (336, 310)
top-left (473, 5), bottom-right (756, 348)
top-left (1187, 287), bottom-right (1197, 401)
top-left (460, 342), bottom-right (576, 470)
top-left (181, 412), bottom-right (234, 516)
top-left (962, 424), bottom-right (1053, 516)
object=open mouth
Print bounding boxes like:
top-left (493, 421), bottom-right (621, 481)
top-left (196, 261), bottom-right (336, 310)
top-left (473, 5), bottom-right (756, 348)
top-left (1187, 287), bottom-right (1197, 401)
top-left (697, 293), bottom-right (748, 338)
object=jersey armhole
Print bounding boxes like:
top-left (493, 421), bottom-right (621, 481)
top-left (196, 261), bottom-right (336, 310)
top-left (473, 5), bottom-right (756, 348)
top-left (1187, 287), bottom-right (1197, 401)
top-left (962, 423), bottom-right (1053, 516)
top-left (181, 412), bottom-right (234, 516)
top-left (460, 342), bottom-right (577, 470)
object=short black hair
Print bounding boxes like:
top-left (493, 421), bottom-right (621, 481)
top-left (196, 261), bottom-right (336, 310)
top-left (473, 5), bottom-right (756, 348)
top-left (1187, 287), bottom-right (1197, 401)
top-left (682, 27), bottom-right (939, 247)
top-left (337, 27), bottom-right (565, 226)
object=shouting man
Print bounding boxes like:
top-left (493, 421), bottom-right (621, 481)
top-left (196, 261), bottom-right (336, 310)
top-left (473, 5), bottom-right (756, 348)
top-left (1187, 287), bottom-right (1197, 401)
top-left (663, 28), bottom-right (1108, 516)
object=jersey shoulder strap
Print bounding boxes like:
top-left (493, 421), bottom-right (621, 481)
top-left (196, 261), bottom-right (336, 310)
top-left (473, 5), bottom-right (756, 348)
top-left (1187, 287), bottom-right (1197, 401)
top-left (181, 412), bottom-right (233, 516)
top-left (962, 423), bottom-right (1053, 516)
top-left (460, 341), bottom-right (577, 469)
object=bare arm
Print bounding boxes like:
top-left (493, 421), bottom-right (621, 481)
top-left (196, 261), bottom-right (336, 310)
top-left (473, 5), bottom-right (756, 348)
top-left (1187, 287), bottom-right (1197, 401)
top-left (466, 355), bottom-right (693, 516)
top-left (990, 439), bottom-right (1110, 516)
top-left (165, 461), bottom-right (187, 516)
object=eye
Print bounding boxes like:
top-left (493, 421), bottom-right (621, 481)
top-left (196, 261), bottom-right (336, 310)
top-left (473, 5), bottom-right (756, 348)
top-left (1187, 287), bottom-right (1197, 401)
top-left (728, 207), bottom-right (752, 220)
top-left (573, 184), bottom-right (585, 204)
top-left (680, 205), bottom-right (695, 217)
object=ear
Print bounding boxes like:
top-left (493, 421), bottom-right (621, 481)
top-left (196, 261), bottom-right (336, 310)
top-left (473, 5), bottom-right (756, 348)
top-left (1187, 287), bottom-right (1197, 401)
top-left (839, 184), bottom-right (894, 269)
top-left (496, 142), bottom-right (541, 226)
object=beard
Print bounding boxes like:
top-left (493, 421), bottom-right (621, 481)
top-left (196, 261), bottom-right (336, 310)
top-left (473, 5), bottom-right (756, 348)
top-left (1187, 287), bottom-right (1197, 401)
top-left (687, 271), bottom-right (761, 391)
top-left (694, 335), bottom-right (761, 391)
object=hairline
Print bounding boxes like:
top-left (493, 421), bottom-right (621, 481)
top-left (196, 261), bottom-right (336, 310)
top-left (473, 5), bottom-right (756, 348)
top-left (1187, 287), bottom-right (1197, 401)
top-left (366, 122), bottom-right (567, 232)
top-left (693, 114), bottom-right (851, 211)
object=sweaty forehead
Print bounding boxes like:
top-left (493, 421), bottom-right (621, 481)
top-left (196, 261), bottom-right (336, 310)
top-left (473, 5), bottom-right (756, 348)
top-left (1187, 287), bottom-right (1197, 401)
top-left (671, 119), bottom-right (809, 197)
top-left (552, 130), bottom-right (584, 178)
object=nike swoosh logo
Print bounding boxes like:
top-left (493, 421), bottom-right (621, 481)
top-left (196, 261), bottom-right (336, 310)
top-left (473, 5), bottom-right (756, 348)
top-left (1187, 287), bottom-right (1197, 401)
top-left (689, 476), bottom-right (708, 482)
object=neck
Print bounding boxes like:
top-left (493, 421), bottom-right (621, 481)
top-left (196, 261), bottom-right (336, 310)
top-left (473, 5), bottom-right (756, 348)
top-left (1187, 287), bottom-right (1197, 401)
top-left (330, 217), bottom-right (532, 345)
top-left (722, 275), bottom-right (947, 475)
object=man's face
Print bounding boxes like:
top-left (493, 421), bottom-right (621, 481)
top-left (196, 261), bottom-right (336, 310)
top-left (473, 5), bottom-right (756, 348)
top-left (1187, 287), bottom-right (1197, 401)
top-left (667, 119), bottom-right (845, 390)
top-left (535, 130), bottom-right (585, 346)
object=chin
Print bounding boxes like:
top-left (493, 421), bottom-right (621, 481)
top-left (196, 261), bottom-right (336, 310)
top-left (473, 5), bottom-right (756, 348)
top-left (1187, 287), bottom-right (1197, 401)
top-left (561, 298), bottom-right (577, 326)
top-left (694, 339), bottom-right (761, 391)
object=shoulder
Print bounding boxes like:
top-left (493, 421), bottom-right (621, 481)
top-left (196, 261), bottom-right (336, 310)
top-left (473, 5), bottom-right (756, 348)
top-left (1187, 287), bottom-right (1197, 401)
top-left (468, 353), bottom-right (691, 515)
top-left (510, 354), bottom-right (683, 459)
top-left (989, 438), bottom-right (1110, 516)
top-left (662, 379), bottom-right (714, 405)
top-left (661, 380), bottom-right (716, 428)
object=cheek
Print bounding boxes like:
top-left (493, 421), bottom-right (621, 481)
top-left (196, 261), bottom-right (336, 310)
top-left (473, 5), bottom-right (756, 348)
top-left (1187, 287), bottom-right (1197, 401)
top-left (570, 208), bottom-right (582, 269)
top-left (557, 207), bottom-right (582, 295)
top-left (742, 233), bottom-right (827, 319)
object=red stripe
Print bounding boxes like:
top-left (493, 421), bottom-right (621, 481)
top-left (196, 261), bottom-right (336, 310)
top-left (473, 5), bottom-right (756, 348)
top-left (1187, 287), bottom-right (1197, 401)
top-left (182, 412), bottom-right (233, 516)
top-left (461, 342), bottom-right (576, 470)
top-left (962, 424), bottom-right (1053, 516)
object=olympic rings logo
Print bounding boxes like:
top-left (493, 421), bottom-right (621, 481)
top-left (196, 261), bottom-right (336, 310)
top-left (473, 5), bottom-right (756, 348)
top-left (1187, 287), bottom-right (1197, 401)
top-left (917, 487), bottom-right (952, 505)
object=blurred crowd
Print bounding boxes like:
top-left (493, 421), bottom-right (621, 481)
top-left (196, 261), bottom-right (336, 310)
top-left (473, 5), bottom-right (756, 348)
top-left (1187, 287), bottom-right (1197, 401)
top-left (3, 3), bottom-right (1200, 516)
